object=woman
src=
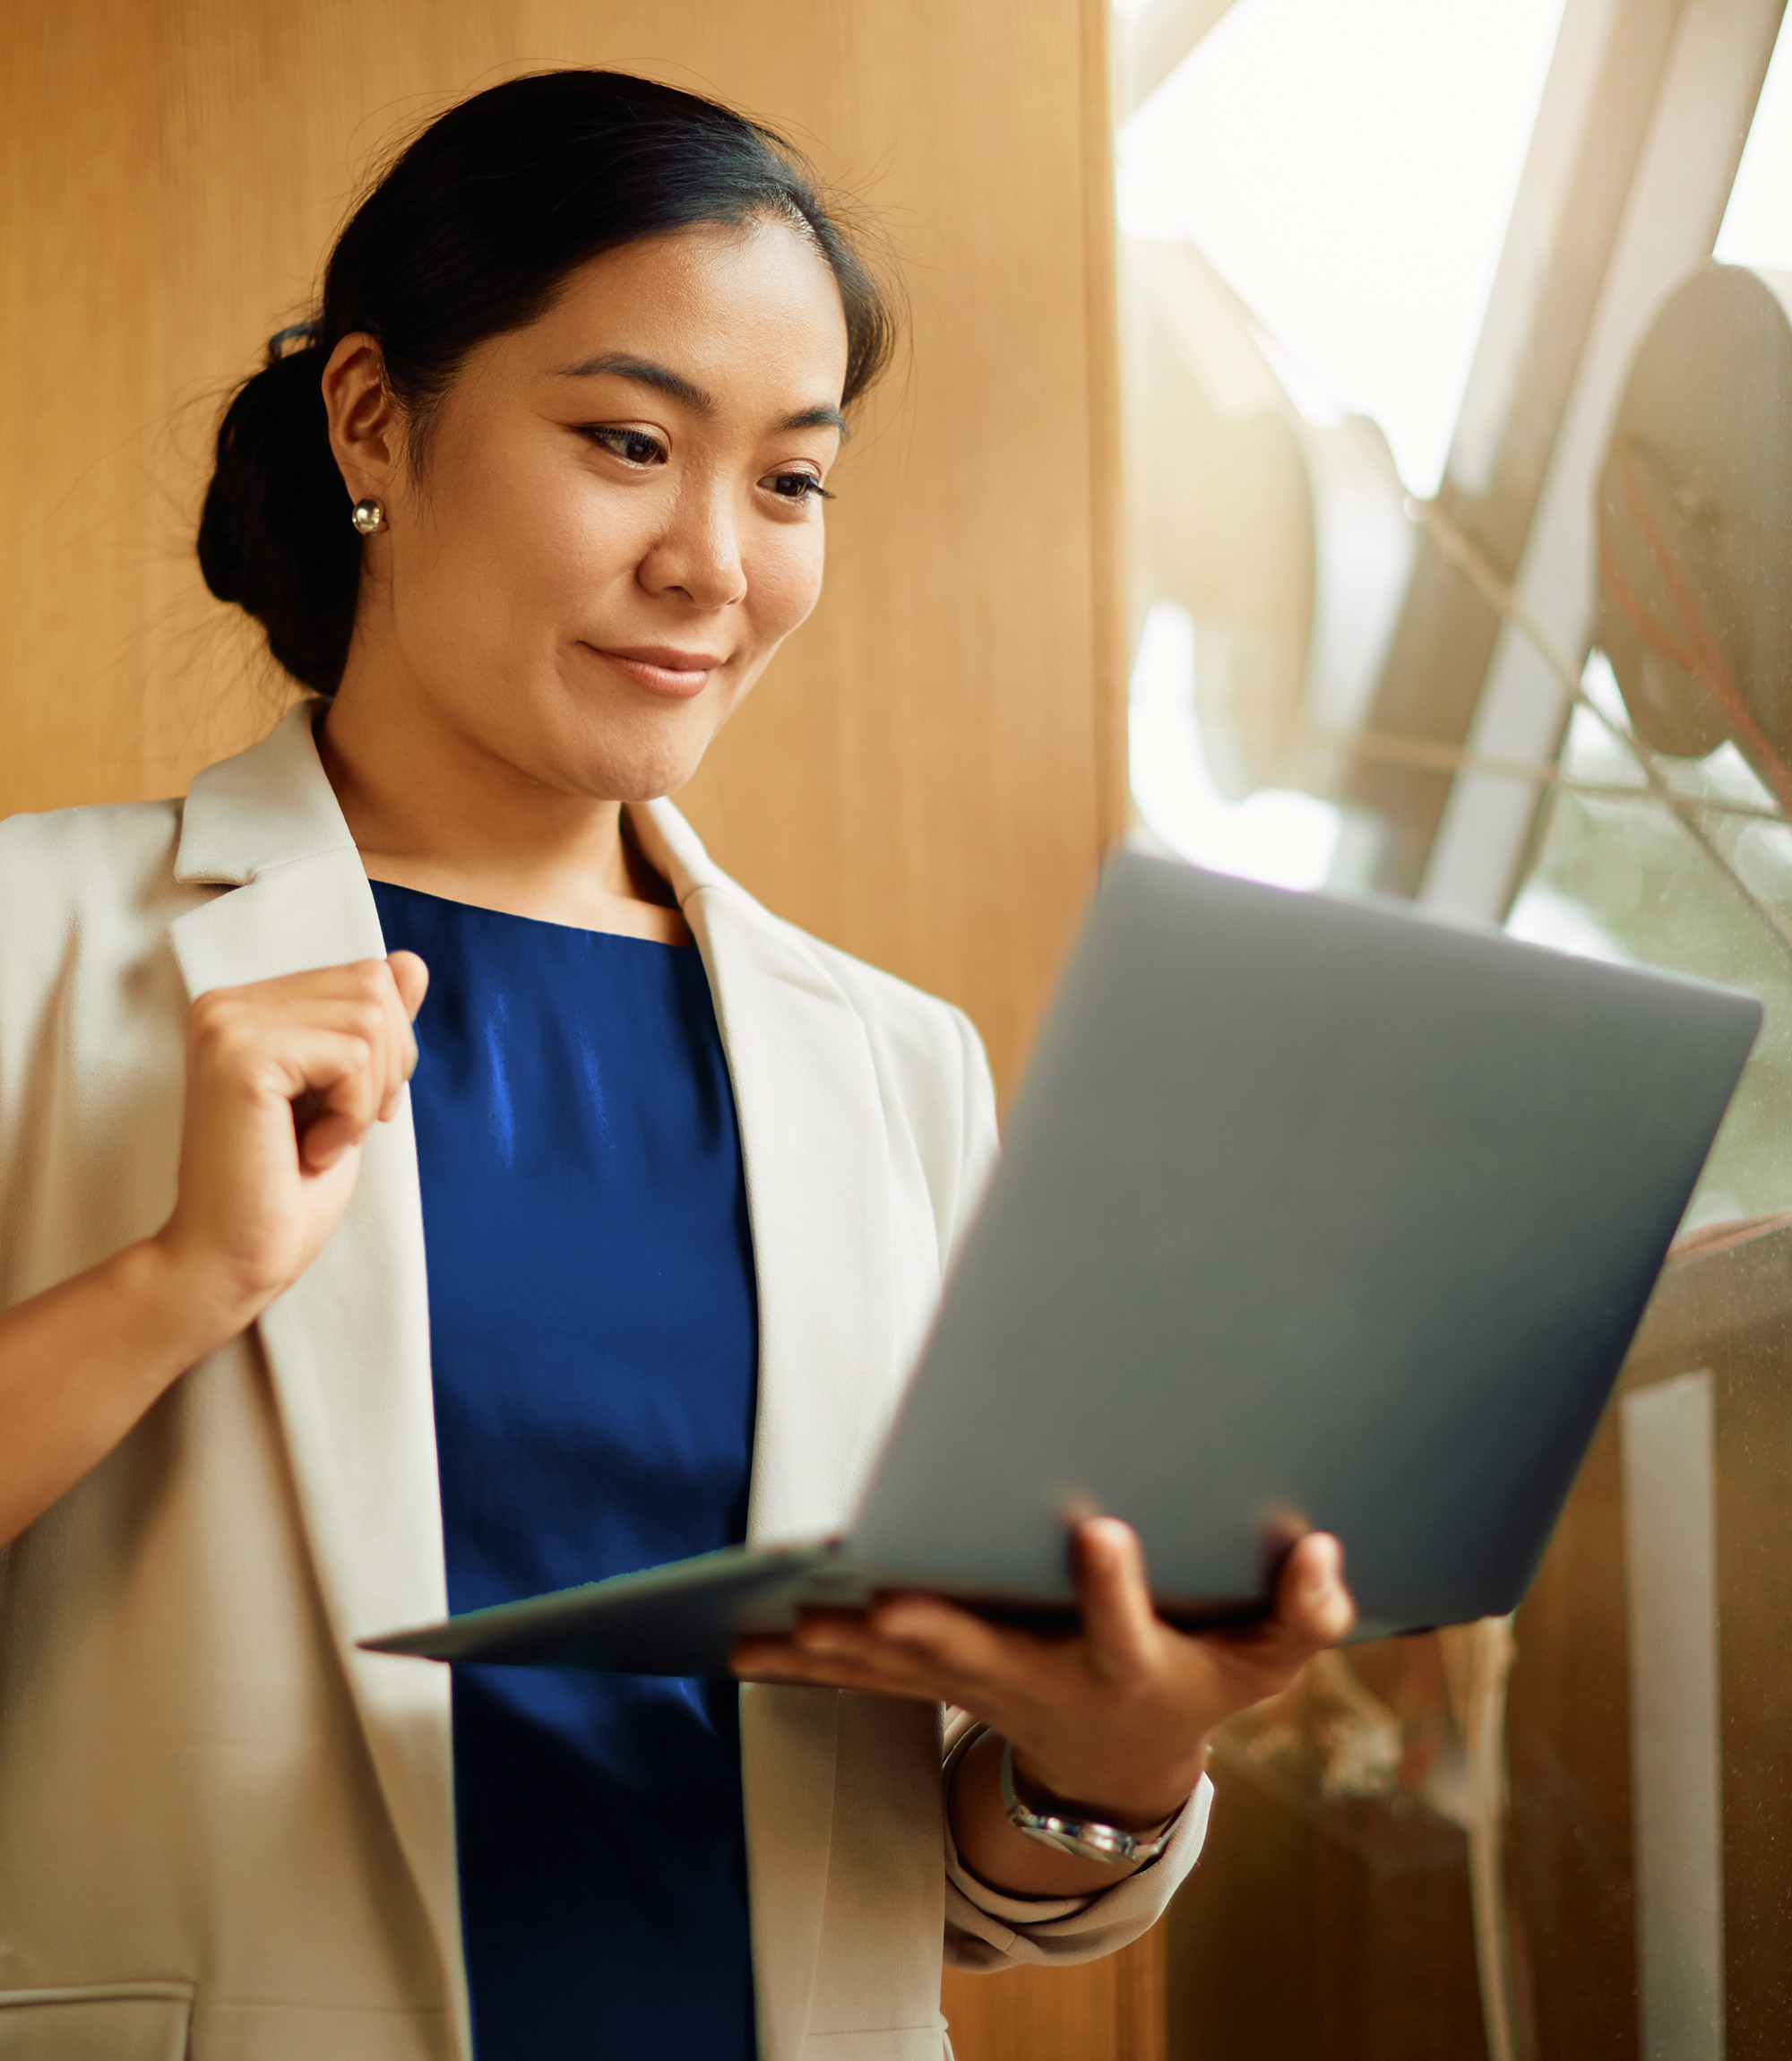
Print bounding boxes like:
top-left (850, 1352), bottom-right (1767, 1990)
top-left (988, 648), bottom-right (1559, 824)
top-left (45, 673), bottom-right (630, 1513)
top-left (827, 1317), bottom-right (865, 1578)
top-left (0, 71), bottom-right (1353, 2061)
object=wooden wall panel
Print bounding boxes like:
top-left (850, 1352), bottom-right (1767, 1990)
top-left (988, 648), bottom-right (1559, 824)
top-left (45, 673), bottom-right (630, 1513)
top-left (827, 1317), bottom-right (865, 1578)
top-left (946, 1927), bottom-right (1165, 2061)
top-left (0, 3), bottom-right (1151, 2055)
top-left (0, 0), bottom-right (1126, 1088)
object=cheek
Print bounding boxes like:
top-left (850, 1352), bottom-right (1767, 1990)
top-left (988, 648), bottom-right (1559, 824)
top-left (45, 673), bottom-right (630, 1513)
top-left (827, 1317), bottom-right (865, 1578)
top-left (488, 453), bottom-right (645, 618)
top-left (746, 524), bottom-right (827, 648)
top-left (399, 435), bottom-right (649, 645)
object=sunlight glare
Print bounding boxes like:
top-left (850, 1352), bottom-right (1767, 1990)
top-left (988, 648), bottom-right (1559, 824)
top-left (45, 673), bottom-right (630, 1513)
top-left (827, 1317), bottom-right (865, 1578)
top-left (1118, 0), bottom-right (1566, 495)
top-left (1716, 11), bottom-right (1792, 272)
top-left (1130, 603), bottom-right (1343, 890)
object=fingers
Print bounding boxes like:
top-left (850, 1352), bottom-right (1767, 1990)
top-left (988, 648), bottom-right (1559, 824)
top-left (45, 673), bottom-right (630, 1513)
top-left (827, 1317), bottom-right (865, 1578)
top-left (735, 1526), bottom-right (1173, 1710)
top-left (387, 950), bottom-right (429, 1023)
top-left (286, 989), bottom-right (406, 1161)
top-left (1200, 1532), bottom-right (1354, 1686)
top-left (729, 1636), bottom-right (948, 1703)
top-left (297, 961), bottom-right (423, 1128)
top-left (188, 959), bottom-right (427, 1171)
top-left (1071, 1518), bottom-right (1160, 1683)
top-left (382, 951), bottom-right (427, 1113)
top-left (736, 1535), bottom-right (1354, 1761)
top-left (374, 954), bottom-right (426, 1120)
top-left (266, 1022), bottom-right (393, 1172)
top-left (732, 1596), bottom-right (1038, 1715)
top-left (1274, 1531), bottom-right (1356, 1647)
top-left (859, 1593), bottom-right (1051, 1714)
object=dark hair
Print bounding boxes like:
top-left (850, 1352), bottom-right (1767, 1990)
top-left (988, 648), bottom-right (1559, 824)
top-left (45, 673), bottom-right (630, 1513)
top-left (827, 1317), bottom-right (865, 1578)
top-left (198, 70), bottom-right (893, 695)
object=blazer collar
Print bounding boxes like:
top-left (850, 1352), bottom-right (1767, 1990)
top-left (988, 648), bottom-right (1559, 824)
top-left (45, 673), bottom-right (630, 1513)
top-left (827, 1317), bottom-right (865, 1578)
top-left (174, 697), bottom-right (358, 884)
top-left (168, 703), bottom-right (900, 2053)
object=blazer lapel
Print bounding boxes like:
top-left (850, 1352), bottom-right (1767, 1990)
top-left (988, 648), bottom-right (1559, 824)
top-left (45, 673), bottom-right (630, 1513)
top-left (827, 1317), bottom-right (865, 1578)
top-left (633, 800), bottom-right (902, 2057)
top-left (632, 801), bottom-right (903, 1540)
top-left (168, 706), bottom-right (462, 2037)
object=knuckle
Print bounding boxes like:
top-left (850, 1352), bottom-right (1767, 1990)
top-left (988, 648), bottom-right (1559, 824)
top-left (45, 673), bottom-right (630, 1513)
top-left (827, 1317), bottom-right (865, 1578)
top-left (188, 992), bottom-right (247, 1060)
top-left (186, 989), bottom-right (228, 1036)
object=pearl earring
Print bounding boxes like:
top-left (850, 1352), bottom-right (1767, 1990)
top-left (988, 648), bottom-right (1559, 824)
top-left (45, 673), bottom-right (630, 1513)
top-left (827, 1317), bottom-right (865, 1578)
top-left (350, 497), bottom-right (388, 536)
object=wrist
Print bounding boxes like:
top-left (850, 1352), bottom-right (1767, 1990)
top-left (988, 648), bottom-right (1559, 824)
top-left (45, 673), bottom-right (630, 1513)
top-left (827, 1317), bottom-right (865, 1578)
top-left (131, 1231), bottom-right (266, 1364)
top-left (1009, 1741), bottom-right (1208, 1832)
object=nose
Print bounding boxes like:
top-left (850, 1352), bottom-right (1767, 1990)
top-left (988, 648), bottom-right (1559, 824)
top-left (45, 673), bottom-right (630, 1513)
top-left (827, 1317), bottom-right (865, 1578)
top-left (638, 475), bottom-right (748, 611)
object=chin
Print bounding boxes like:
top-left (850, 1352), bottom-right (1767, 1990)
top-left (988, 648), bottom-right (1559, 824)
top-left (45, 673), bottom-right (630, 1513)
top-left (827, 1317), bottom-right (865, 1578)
top-left (551, 721), bottom-right (715, 806)
top-left (457, 677), bottom-right (700, 801)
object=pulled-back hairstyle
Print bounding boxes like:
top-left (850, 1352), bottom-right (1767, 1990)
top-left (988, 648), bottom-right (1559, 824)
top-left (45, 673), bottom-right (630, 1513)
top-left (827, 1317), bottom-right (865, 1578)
top-left (198, 70), bottom-right (893, 695)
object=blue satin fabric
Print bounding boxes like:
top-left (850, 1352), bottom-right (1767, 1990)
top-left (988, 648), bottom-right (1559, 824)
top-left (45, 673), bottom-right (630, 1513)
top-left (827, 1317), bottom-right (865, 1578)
top-left (370, 882), bottom-right (760, 2061)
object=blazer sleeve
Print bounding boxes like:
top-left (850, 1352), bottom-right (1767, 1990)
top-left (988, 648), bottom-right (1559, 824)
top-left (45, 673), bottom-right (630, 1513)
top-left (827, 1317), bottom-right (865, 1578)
top-left (940, 1712), bottom-right (1211, 1970)
top-left (932, 1010), bottom-right (1212, 1969)
top-left (943, 1004), bottom-right (1000, 1252)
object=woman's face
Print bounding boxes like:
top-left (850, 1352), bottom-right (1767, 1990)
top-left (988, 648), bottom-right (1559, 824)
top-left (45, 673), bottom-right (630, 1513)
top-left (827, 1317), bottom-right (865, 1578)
top-left (331, 216), bottom-right (850, 802)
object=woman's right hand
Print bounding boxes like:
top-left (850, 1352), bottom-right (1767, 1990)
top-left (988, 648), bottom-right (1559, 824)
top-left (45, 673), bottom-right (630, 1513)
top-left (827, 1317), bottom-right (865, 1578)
top-left (151, 953), bottom-right (429, 1342)
top-left (0, 952), bottom-right (429, 1548)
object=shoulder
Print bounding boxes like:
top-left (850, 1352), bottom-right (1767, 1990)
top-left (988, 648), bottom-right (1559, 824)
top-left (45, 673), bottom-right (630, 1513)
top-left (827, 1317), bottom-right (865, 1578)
top-left (708, 872), bottom-right (991, 1111)
top-left (0, 796), bottom-right (186, 985)
top-left (801, 927), bottom-right (991, 1111)
top-left (0, 791), bottom-right (184, 878)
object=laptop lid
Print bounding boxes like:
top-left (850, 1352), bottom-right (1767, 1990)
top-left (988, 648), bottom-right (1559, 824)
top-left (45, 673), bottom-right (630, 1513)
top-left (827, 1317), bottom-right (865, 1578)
top-left (847, 852), bottom-right (1760, 1640)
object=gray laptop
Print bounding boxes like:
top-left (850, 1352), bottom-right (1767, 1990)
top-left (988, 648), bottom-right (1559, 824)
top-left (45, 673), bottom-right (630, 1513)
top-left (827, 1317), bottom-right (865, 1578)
top-left (364, 851), bottom-right (1760, 1675)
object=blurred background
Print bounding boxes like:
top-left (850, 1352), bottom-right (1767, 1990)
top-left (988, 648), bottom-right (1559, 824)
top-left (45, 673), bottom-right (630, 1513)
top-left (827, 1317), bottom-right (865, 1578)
top-left (1114, 3), bottom-right (1792, 2057)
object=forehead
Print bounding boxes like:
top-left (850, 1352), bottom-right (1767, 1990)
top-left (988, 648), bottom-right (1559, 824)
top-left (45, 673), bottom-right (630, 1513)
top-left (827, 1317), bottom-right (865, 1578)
top-left (514, 218), bottom-right (850, 401)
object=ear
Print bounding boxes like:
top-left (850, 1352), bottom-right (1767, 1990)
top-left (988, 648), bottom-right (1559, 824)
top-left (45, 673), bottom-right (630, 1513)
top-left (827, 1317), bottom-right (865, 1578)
top-left (321, 332), bottom-right (401, 505)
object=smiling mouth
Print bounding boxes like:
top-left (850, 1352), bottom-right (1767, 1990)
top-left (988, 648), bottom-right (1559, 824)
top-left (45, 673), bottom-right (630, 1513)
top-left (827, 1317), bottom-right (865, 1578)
top-left (581, 644), bottom-right (726, 699)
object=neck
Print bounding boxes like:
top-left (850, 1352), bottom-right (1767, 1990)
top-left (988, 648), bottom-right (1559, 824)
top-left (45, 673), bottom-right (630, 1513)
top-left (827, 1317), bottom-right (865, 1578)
top-left (316, 644), bottom-right (688, 943)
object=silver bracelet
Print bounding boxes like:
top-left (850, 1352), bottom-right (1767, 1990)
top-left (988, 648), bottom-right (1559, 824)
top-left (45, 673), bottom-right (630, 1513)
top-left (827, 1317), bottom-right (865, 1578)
top-left (998, 1739), bottom-right (1184, 1868)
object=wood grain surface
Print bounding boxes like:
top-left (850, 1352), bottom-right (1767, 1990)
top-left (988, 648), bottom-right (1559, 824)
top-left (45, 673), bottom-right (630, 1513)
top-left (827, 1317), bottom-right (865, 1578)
top-left (0, 4), bottom-right (1157, 2054)
top-left (946, 1927), bottom-right (1166, 2061)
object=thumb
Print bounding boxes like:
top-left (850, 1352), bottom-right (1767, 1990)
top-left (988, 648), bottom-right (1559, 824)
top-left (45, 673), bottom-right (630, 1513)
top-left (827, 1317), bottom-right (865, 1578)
top-left (388, 950), bottom-right (429, 1022)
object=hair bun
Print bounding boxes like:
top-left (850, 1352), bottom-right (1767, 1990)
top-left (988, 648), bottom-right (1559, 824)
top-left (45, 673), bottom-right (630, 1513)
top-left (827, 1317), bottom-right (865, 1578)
top-left (197, 328), bottom-right (359, 695)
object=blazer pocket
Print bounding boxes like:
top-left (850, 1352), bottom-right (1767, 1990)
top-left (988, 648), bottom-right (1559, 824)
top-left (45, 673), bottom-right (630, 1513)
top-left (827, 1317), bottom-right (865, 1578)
top-left (0, 1981), bottom-right (194, 2061)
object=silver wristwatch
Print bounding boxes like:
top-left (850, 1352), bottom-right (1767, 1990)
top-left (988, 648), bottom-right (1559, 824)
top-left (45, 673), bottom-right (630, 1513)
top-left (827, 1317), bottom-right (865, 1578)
top-left (999, 1740), bottom-right (1183, 1867)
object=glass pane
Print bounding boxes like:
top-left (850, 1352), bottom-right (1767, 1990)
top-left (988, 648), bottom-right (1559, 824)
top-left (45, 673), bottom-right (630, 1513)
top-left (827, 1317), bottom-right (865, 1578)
top-left (1118, 0), bottom-right (1565, 496)
top-left (1118, 2), bottom-right (1792, 2054)
top-left (1511, 654), bottom-right (1792, 1229)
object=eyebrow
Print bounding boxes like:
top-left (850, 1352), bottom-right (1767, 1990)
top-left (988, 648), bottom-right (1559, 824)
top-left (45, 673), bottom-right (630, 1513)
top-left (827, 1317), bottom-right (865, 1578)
top-left (555, 352), bottom-right (848, 437)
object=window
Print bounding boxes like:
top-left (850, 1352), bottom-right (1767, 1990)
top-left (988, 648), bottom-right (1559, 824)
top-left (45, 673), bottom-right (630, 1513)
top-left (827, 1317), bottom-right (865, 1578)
top-left (1118, 4), bottom-right (1792, 2051)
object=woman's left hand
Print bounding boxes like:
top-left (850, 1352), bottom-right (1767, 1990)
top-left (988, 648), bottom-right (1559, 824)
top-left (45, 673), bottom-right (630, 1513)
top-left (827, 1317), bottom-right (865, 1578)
top-left (731, 1519), bottom-right (1355, 1858)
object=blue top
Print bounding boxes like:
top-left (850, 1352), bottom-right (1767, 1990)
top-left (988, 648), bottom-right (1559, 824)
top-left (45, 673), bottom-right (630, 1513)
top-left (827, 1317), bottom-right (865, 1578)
top-left (370, 881), bottom-right (760, 2061)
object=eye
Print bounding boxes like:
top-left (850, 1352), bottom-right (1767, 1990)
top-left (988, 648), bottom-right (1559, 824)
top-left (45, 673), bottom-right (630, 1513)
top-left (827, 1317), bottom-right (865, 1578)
top-left (764, 470), bottom-right (833, 504)
top-left (582, 426), bottom-right (668, 467)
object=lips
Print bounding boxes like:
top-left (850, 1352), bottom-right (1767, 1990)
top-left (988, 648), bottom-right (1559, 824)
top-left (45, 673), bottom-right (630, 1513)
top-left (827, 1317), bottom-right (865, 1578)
top-left (580, 643), bottom-right (727, 700)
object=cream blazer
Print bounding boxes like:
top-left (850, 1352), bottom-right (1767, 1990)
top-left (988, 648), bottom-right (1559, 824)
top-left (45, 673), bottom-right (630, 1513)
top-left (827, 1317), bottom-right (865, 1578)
top-left (0, 705), bottom-right (1209, 2061)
